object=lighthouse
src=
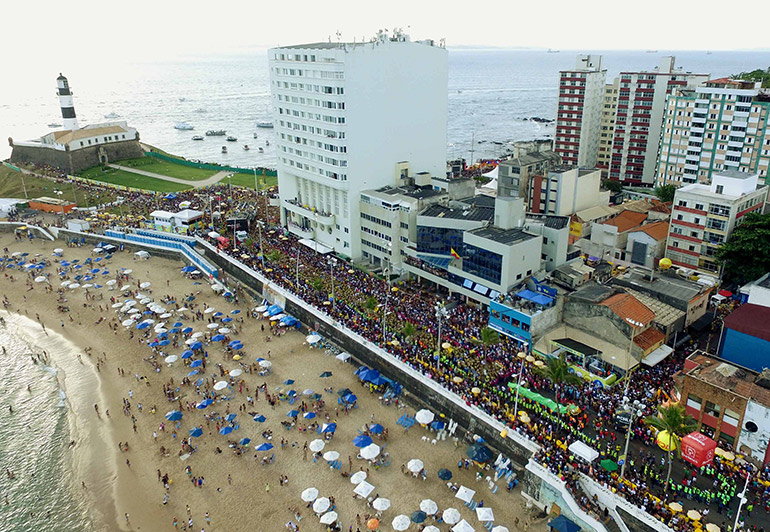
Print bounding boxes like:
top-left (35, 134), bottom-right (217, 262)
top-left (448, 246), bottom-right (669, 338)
top-left (56, 73), bottom-right (79, 131)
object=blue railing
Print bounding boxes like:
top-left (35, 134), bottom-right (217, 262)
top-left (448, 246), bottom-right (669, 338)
top-left (105, 230), bottom-right (218, 278)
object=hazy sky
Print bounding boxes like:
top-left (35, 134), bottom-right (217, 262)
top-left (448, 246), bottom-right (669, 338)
top-left (3, 0), bottom-right (768, 71)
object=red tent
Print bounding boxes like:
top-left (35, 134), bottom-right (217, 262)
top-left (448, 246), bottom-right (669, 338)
top-left (681, 432), bottom-right (717, 467)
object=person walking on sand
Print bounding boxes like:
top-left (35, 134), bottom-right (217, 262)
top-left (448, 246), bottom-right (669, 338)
top-left (265, 482), bottom-right (270, 492)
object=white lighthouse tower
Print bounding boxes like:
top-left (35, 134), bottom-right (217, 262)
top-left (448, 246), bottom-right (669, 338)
top-left (56, 73), bottom-right (79, 131)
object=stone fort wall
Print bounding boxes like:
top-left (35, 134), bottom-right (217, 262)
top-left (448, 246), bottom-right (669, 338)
top-left (10, 140), bottom-right (144, 174)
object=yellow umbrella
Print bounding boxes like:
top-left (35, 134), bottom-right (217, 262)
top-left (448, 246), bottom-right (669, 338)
top-left (714, 448), bottom-right (725, 457)
top-left (442, 342), bottom-right (452, 350)
top-left (452, 376), bottom-right (463, 384)
top-left (391, 286), bottom-right (398, 292)
top-left (687, 510), bottom-right (701, 521)
top-left (721, 451), bottom-right (735, 461)
top-left (390, 339), bottom-right (400, 346)
top-left (526, 355), bottom-right (535, 363)
top-left (519, 414), bottom-right (531, 423)
top-left (668, 502), bottom-right (683, 512)
top-left (233, 355), bottom-right (242, 360)
top-left (656, 431), bottom-right (678, 452)
top-left (517, 352), bottom-right (527, 359)
top-left (534, 360), bottom-right (545, 367)
top-left (348, 269), bottom-right (355, 274)
top-left (471, 387), bottom-right (480, 395)
top-left (705, 523), bottom-right (720, 532)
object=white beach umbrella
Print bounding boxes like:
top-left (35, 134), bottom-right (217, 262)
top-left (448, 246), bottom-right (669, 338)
top-left (213, 381), bottom-right (228, 391)
top-left (407, 458), bottom-right (424, 473)
top-left (164, 355), bottom-right (178, 364)
top-left (81, 283), bottom-right (93, 289)
top-left (192, 332), bottom-right (205, 339)
top-left (453, 520), bottom-right (475, 532)
top-left (53, 248), bottom-right (63, 254)
top-left (159, 312), bottom-right (172, 319)
top-left (420, 499), bottom-right (438, 515)
top-left (455, 486), bottom-right (475, 504)
top-left (309, 439), bottom-right (325, 452)
top-left (35, 276), bottom-right (46, 283)
top-left (306, 334), bottom-right (321, 344)
top-left (140, 297), bottom-right (153, 305)
top-left (122, 319), bottom-right (134, 327)
top-left (120, 285), bottom-right (131, 291)
top-left (141, 318), bottom-right (155, 325)
top-left (123, 269), bottom-right (132, 275)
top-left (218, 327), bottom-right (231, 334)
top-left (415, 409), bottom-right (434, 424)
top-left (372, 498), bottom-right (391, 511)
top-left (185, 338), bottom-right (197, 345)
top-left (229, 369), bottom-right (242, 377)
top-left (353, 480), bottom-right (374, 498)
top-left (111, 302), bottom-right (123, 308)
top-left (323, 451), bottom-right (339, 461)
top-left (259, 360), bottom-right (272, 368)
top-left (360, 443), bottom-right (380, 460)
top-left (124, 300), bottom-right (137, 307)
top-left (154, 327), bottom-right (168, 334)
top-left (140, 282), bottom-right (151, 289)
top-left (69, 283), bottom-right (80, 289)
top-left (106, 280), bottom-right (117, 286)
top-left (392, 515), bottom-right (410, 531)
top-left (61, 280), bottom-right (72, 287)
top-left (319, 511), bottom-right (338, 525)
top-left (350, 471), bottom-right (367, 484)
top-left (301, 487), bottom-right (318, 502)
top-left (302, 388), bottom-right (314, 396)
top-left (442, 508), bottom-right (462, 525)
top-left (476, 507), bottom-right (494, 522)
top-left (312, 497), bottom-right (330, 513)
top-left (92, 247), bottom-right (103, 253)
top-left (491, 527), bottom-right (510, 532)
top-left (128, 308), bottom-right (140, 314)
top-left (207, 323), bottom-right (219, 329)
top-left (177, 308), bottom-right (189, 314)
top-left (423, 527), bottom-right (441, 532)
top-left (204, 307), bottom-right (215, 314)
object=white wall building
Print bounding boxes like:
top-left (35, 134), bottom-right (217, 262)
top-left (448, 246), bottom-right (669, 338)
top-left (527, 167), bottom-right (606, 216)
top-left (268, 29), bottom-right (448, 259)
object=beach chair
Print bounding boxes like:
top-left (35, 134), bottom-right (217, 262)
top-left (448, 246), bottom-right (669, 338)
top-left (485, 522), bottom-right (494, 530)
top-left (491, 485), bottom-right (498, 494)
top-left (332, 460), bottom-right (342, 470)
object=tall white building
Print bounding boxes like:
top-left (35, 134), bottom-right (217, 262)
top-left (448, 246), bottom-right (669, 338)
top-left (268, 30), bottom-right (448, 259)
top-left (554, 55), bottom-right (606, 168)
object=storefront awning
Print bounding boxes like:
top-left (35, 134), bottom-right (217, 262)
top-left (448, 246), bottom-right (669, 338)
top-left (642, 344), bottom-right (673, 367)
top-left (298, 238), bottom-right (333, 255)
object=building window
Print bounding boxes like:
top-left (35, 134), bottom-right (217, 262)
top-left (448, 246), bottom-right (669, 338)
top-left (704, 401), bottom-right (720, 418)
top-left (686, 394), bottom-right (702, 411)
top-left (716, 184), bottom-right (724, 194)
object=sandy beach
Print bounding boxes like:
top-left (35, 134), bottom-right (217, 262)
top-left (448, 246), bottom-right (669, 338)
top-left (0, 234), bottom-right (544, 532)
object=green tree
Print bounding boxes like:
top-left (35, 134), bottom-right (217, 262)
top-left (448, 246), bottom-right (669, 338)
top-left (364, 296), bottom-right (379, 315)
top-left (266, 250), bottom-right (285, 263)
top-left (643, 403), bottom-right (697, 492)
top-left (731, 67), bottom-right (770, 88)
top-left (716, 213), bottom-right (770, 283)
top-left (401, 322), bottom-right (417, 343)
top-left (310, 276), bottom-right (325, 293)
top-left (476, 326), bottom-right (500, 347)
top-left (533, 352), bottom-right (583, 405)
top-left (654, 184), bottom-right (677, 203)
top-left (602, 179), bottom-right (623, 194)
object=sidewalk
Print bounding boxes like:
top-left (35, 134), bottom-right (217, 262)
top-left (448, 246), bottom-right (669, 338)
top-left (108, 164), bottom-right (228, 187)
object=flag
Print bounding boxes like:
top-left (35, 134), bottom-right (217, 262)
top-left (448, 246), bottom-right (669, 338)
top-left (450, 248), bottom-right (461, 260)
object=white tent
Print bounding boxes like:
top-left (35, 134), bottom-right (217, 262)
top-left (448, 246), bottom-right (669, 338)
top-left (568, 440), bottom-right (599, 462)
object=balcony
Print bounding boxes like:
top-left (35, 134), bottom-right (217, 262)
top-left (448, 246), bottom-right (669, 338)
top-left (282, 199), bottom-right (335, 226)
top-left (286, 223), bottom-right (314, 239)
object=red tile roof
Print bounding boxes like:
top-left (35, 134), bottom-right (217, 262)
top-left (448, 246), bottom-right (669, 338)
top-left (600, 292), bottom-right (656, 326)
top-left (634, 327), bottom-right (665, 350)
top-left (602, 210), bottom-right (648, 233)
top-left (628, 221), bottom-right (670, 241)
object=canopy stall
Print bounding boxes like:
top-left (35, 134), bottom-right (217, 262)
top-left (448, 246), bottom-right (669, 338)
top-left (568, 440), bottom-right (599, 462)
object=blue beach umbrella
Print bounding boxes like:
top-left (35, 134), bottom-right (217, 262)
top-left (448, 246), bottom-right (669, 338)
top-left (190, 359), bottom-right (203, 368)
top-left (253, 415), bottom-right (266, 422)
top-left (91, 268), bottom-right (100, 274)
top-left (411, 511), bottom-right (427, 524)
top-left (321, 423), bottom-right (337, 434)
top-left (303, 412), bottom-right (316, 419)
top-left (430, 420), bottom-right (446, 430)
top-left (187, 370), bottom-right (199, 376)
top-left (158, 340), bottom-right (170, 346)
top-left (196, 402), bottom-right (209, 410)
top-left (191, 342), bottom-right (203, 350)
top-left (319, 371), bottom-right (333, 378)
top-left (212, 334), bottom-right (225, 342)
top-left (169, 328), bottom-right (180, 334)
top-left (287, 390), bottom-right (297, 397)
top-left (342, 393), bottom-right (357, 404)
top-left (173, 321), bottom-right (183, 327)
top-left (228, 340), bottom-right (241, 348)
top-left (95, 258), bottom-right (103, 264)
top-left (353, 435), bottom-right (372, 448)
top-left (181, 266), bottom-right (196, 273)
top-left (438, 468), bottom-right (453, 481)
top-left (225, 413), bottom-right (237, 422)
top-left (148, 341), bottom-right (160, 348)
top-left (189, 427), bottom-right (203, 437)
top-left (287, 410), bottom-right (299, 418)
top-left (137, 322), bottom-right (150, 330)
top-left (231, 309), bottom-right (241, 314)
top-left (219, 426), bottom-right (233, 435)
top-left (94, 284), bottom-right (103, 289)
top-left (165, 410), bottom-right (183, 421)
top-left (369, 424), bottom-right (384, 434)
top-left (181, 350), bottom-right (194, 359)
top-left (195, 379), bottom-right (204, 387)
top-left (222, 317), bottom-right (233, 323)
top-left (284, 379), bottom-right (295, 385)
top-left (239, 437), bottom-right (251, 446)
top-left (255, 443), bottom-right (273, 451)
top-left (182, 327), bottom-right (193, 334)
top-left (213, 312), bottom-right (223, 317)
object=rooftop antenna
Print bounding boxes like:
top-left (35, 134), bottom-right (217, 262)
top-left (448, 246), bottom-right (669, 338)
top-left (336, 30), bottom-right (341, 47)
top-left (469, 131), bottom-right (476, 166)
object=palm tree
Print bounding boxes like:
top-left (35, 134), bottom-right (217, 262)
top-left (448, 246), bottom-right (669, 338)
top-left (364, 296), bottom-right (379, 315)
top-left (310, 276), bottom-right (325, 293)
top-left (477, 326), bottom-right (500, 347)
top-left (644, 403), bottom-right (697, 493)
top-left (401, 322), bottom-right (417, 343)
top-left (533, 352), bottom-right (583, 405)
top-left (266, 250), bottom-right (284, 263)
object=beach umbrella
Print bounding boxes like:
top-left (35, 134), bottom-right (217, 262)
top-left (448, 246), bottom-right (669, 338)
top-left (222, 317), bottom-right (233, 323)
top-left (35, 276), bottom-right (47, 283)
top-left (306, 334), bottom-right (321, 344)
top-left (284, 379), bottom-right (295, 385)
top-left (158, 339), bottom-right (170, 347)
top-left (490, 527), bottom-right (510, 532)
top-left (372, 498), bottom-right (391, 512)
top-left (259, 360), bottom-right (272, 368)
top-left (303, 412), bottom-right (316, 419)
top-left (287, 409), bottom-right (300, 418)
top-left (219, 426), bottom-right (233, 435)
top-left (313, 497), bottom-right (330, 514)
top-left (213, 311), bottom-right (223, 317)
top-left (302, 388), bottom-right (314, 396)
top-left (367, 518), bottom-right (380, 530)
top-left (353, 435), bottom-right (372, 448)
top-left (69, 283), bottom-right (81, 289)
top-left (196, 401), bottom-right (210, 410)
top-left (225, 414), bottom-right (237, 423)
top-left (424, 527), bottom-right (440, 532)
top-left (309, 439), bottom-right (325, 452)
top-left (301, 487), bottom-right (319, 502)
top-left (164, 355), bottom-right (178, 364)
top-left (668, 502), bottom-right (683, 512)
top-left (353, 480), bottom-right (375, 498)
top-left (140, 282), bottom-right (151, 289)
top-left (148, 341), bottom-right (160, 348)
top-left (106, 280), bottom-right (117, 286)
top-left (53, 248), bottom-right (63, 254)
top-left (189, 427), bottom-right (203, 438)
top-left (121, 319), bottom-right (134, 327)
top-left (455, 486), bottom-right (475, 504)
top-left (687, 510), bottom-right (701, 521)
top-left (238, 438), bottom-right (251, 446)
top-left (185, 338), bottom-right (197, 346)
top-left (255, 442), bottom-right (273, 451)
top-left (190, 360), bottom-right (203, 368)
top-left (420, 499), bottom-right (438, 515)
top-left (192, 332), bottom-right (205, 339)
top-left (320, 511), bottom-right (338, 525)
top-left (467, 443), bottom-right (493, 463)
top-left (321, 423), bottom-right (336, 434)
top-left (319, 371), bottom-right (333, 378)
top-left (452, 520), bottom-right (475, 532)
top-left (214, 381), bottom-right (228, 391)
top-left (204, 307), bottom-right (215, 314)
top-left (81, 283), bottom-right (93, 289)
top-left (705, 524), bottom-right (720, 532)
top-left (350, 471), bottom-right (367, 484)
top-left (120, 285), bottom-right (131, 291)
top-left (369, 424), bottom-right (384, 434)
top-left (191, 342), bottom-right (203, 350)
top-left (443, 508), bottom-right (462, 525)
top-left (407, 458), bottom-right (424, 473)
top-left (62, 280), bottom-right (72, 287)
top-left (476, 507), bottom-right (494, 522)
top-left (182, 327), bottom-right (193, 334)
top-left (165, 410), bottom-right (183, 421)
top-left (111, 302), bottom-right (123, 308)
top-left (211, 334), bottom-right (225, 342)
top-left (430, 420), bottom-right (446, 430)
top-left (601, 459), bottom-right (618, 472)
top-left (229, 369), bottom-right (242, 377)
top-left (218, 327), bottom-right (231, 334)
top-left (415, 409), bottom-right (434, 424)
top-left (187, 370), bottom-right (199, 377)
top-left (207, 323), bottom-right (218, 329)
top-left (169, 328), bottom-right (180, 334)
top-left (360, 443), bottom-right (380, 460)
top-left (253, 415), bottom-right (266, 422)
top-left (231, 309), bottom-right (241, 314)
top-left (342, 393), bottom-right (357, 403)
top-left (392, 515), bottom-right (410, 531)
top-left (159, 312), bottom-right (172, 319)
top-left (411, 511), bottom-right (427, 524)
top-left (438, 468), bottom-right (453, 480)
top-left (181, 266), bottom-right (196, 273)
top-left (181, 350), bottom-right (194, 359)
top-left (137, 322), bottom-right (150, 330)
top-left (323, 451), bottom-right (339, 461)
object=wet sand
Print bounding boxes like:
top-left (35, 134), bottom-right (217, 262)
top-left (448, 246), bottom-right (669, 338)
top-left (0, 235), bottom-right (545, 531)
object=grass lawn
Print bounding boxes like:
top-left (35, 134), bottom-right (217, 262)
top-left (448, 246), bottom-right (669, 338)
top-left (113, 157), bottom-right (217, 181)
top-left (0, 168), bottom-right (117, 207)
top-left (222, 173), bottom-right (278, 190)
top-left (79, 166), bottom-right (191, 193)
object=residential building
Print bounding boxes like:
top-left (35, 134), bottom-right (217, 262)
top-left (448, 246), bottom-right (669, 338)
top-left (608, 57), bottom-right (708, 185)
top-left (488, 281), bottom-right (562, 351)
top-left (665, 170), bottom-right (768, 274)
top-left (657, 78), bottom-right (770, 186)
top-left (496, 149), bottom-right (562, 199)
top-left (527, 167), bottom-right (606, 216)
top-left (597, 79), bottom-right (619, 176)
top-left (719, 303), bottom-right (770, 373)
top-left (554, 55), bottom-right (607, 168)
top-left (586, 209), bottom-right (648, 260)
top-left (268, 29), bottom-right (447, 259)
top-left (624, 220), bottom-right (669, 269)
top-left (742, 273), bottom-right (770, 308)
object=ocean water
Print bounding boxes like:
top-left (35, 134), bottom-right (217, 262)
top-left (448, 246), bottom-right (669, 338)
top-left (1, 49), bottom-right (770, 168)
top-left (0, 315), bottom-right (94, 532)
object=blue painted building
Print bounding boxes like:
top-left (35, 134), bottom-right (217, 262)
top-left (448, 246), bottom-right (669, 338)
top-left (720, 303), bottom-right (770, 372)
top-left (488, 284), bottom-right (558, 351)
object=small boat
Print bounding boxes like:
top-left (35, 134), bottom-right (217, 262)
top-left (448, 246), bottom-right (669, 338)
top-left (194, 108), bottom-right (207, 113)
top-left (226, 136), bottom-right (237, 142)
top-left (175, 122), bottom-right (194, 130)
top-left (258, 147), bottom-right (264, 153)
top-left (206, 130), bottom-right (226, 136)
top-left (253, 132), bottom-right (258, 139)
top-left (192, 135), bottom-right (204, 141)
top-left (265, 140), bottom-right (270, 146)
top-left (256, 122), bottom-right (274, 129)
top-left (179, 97), bottom-right (187, 102)
top-left (243, 144), bottom-right (250, 151)
top-left (104, 112), bottom-right (120, 119)
top-left (547, 49), bottom-right (560, 53)
top-left (221, 146), bottom-right (227, 153)
top-left (47, 123), bottom-right (62, 128)
top-left (646, 50), bottom-right (658, 53)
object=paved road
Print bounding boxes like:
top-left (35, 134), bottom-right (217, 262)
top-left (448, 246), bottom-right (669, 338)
top-left (108, 164), bottom-right (229, 187)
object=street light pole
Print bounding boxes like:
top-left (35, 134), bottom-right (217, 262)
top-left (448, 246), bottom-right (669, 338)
top-left (435, 302), bottom-right (448, 370)
top-left (512, 354), bottom-right (526, 420)
top-left (619, 399), bottom-right (643, 481)
top-left (295, 249), bottom-right (300, 288)
top-left (624, 318), bottom-right (644, 399)
top-left (329, 257), bottom-right (336, 311)
top-left (733, 467), bottom-right (752, 532)
top-left (257, 221), bottom-right (265, 269)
